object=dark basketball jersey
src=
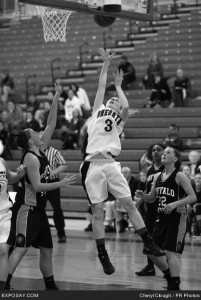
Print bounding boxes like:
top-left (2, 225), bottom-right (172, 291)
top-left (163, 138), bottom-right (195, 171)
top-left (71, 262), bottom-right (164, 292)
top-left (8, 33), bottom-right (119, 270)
top-left (144, 164), bottom-right (164, 229)
top-left (146, 165), bottom-right (164, 193)
top-left (20, 150), bottom-right (50, 209)
top-left (155, 169), bottom-right (186, 222)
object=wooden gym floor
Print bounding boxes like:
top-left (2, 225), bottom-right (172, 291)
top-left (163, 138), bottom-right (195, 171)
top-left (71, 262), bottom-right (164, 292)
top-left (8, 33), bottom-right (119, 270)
top-left (9, 219), bottom-right (201, 291)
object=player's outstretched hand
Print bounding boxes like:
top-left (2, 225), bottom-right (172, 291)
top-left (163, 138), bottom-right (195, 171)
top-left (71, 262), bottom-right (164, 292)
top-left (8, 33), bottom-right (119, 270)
top-left (54, 82), bottom-right (62, 94)
top-left (113, 69), bottom-right (124, 87)
top-left (128, 109), bottom-right (140, 117)
top-left (98, 48), bottom-right (116, 64)
top-left (16, 164), bottom-right (26, 177)
top-left (135, 190), bottom-right (144, 198)
top-left (61, 174), bottom-right (76, 187)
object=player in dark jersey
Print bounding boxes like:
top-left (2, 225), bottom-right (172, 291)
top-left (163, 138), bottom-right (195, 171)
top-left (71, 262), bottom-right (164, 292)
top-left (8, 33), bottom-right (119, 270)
top-left (136, 144), bottom-right (165, 276)
top-left (5, 83), bottom-right (76, 291)
top-left (136, 147), bottom-right (196, 290)
top-left (80, 48), bottom-right (165, 277)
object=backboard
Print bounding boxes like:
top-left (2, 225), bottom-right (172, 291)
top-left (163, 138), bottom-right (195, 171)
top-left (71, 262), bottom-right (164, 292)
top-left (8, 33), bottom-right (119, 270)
top-left (19, 0), bottom-right (154, 21)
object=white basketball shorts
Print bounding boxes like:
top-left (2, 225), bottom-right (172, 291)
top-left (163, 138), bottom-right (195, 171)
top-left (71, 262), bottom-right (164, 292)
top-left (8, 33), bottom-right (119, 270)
top-left (80, 161), bottom-right (131, 204)
top-left (0, 211), bottom-right (12, 243)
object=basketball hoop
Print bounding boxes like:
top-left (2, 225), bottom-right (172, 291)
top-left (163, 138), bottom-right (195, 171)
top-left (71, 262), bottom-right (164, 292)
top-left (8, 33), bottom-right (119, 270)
top-left (36, 6), bottom-right (73, 43)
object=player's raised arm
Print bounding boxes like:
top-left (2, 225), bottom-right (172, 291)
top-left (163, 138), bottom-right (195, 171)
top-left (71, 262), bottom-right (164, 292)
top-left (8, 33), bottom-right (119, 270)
top-left (40, 82), bottom-right (62, 148)
top-left (93, 48), bottom-right (115, 114)
top-left (113, 69), bottom-right (129, 123)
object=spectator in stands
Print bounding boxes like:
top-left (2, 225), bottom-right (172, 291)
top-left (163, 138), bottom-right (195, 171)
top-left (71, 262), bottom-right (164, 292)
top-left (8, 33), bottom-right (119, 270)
top-left (171, 67), bottom-right (192, 108)
top-left (106, 55), bottom-right (136, 91)
top-left (69, 83), bottom-right (92, 119)
top-left (181, 164), bottom-right (195, 237)
top-left (1, 110), bottom-right (9, 129)
top-left (0, 120), bottom-right (8, 148)
top-left (188, 150), bottom-right (201, 180)
top-left (0, 119), bottom-right (12, 160)
top-left (25, 111), bottom-right (40, 132)
top-left (117, 56), bottom-right (136, 90)
top-left (139, 144), bottom-right (154, 172)
top-left (34, 101), bottom-right (51, 131)
top-left (6, 99), bottom-right (25, 133)
top-left (181, 164), bottom-right (193, 183)
top-left (0, 69), bottom-right (15, 104)
top-left (27, 94), bottom-right (40, 115)
top-left (163, 123), bottom-right (184, 151)
top-left (64, 89), bottom-right (82, 124)
top-left (60, 109), bottom-right (84, 150)
top-left (144, 73), bottom-right (172, 108)
top-left (142, 52), bottom-right (163, 89)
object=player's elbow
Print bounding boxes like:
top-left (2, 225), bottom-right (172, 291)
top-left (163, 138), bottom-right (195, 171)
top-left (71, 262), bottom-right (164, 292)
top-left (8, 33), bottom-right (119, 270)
top-left (191, 195), bottom-right (197, 204)
top-left (32, 183), bottom-right (43, 193)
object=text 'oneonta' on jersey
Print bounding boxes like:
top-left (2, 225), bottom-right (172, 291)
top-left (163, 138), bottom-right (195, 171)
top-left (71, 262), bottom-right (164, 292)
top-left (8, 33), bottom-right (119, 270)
top-left (83, 105), bottom-right (124, 160)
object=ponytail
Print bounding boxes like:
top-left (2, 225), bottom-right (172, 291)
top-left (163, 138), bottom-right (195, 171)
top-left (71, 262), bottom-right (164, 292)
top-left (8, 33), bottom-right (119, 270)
top-left (16, 129), bottom-right (30, 151)
top-left (173, 148), bottom-right (182, 170)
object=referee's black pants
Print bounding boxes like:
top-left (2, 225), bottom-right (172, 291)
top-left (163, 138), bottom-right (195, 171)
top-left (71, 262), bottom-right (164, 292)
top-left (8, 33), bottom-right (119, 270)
top-left (47, 178), bottom-right (66, 238)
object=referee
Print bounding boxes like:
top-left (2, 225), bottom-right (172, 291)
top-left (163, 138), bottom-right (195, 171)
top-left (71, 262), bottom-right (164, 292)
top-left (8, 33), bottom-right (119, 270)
top-left (44, 146), bottom-right (68, 243)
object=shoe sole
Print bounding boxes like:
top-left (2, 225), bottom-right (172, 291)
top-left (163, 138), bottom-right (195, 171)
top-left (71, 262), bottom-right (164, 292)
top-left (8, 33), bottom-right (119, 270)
top-left (135, 272), bottom-right (156, 276)
top-left (104, 267), bottom-right (115, 275)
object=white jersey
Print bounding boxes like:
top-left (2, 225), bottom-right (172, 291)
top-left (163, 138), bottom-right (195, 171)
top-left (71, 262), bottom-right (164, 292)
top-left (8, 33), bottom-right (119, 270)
top-left (0, 159), bottom-right (11, 220)
top-left (85, 105), bottom-right (124, 160)
top-left (64, 96), bottom-right (82, 122)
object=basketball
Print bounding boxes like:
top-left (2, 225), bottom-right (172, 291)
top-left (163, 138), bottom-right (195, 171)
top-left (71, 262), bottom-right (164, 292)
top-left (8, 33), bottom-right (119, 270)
top-left (103, 0), bottom-right (122, 12)
top-left (94, 14), bottom-right (116, 27)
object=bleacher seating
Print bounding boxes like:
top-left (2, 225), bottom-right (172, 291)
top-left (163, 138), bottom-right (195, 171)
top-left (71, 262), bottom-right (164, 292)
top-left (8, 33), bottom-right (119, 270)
top-left (1, 1), bottom-right (201, 217)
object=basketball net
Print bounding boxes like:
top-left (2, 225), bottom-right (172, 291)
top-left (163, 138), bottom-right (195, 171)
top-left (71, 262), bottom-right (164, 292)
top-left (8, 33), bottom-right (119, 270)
top-left (36, 6), bottom-right (73, 43)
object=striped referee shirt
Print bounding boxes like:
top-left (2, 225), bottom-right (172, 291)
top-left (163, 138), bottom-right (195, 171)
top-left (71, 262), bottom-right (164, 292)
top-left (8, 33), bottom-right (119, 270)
top-left (44, 146), bottom-right (66, 180)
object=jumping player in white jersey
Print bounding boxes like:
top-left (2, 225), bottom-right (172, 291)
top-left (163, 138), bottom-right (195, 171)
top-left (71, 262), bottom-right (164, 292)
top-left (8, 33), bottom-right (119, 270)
top-left (0, 158), bottom-right (25, 290)
top-left (80, 48), bottom-right (165, 275)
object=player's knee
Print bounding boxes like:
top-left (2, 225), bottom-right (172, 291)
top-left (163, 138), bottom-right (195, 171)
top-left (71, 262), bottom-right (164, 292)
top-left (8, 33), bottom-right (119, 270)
top-left (40, 248), bottom-right (53, 260)
top-left (121, 198), bottom-right (136, 212)
top-left (0, 244), bottom-right (9, 256)
top-left (93, 208), bottom-right (104, 221)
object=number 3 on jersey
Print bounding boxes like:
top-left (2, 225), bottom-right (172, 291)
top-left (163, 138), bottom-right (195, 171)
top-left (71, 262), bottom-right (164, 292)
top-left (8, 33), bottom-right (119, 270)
top-left (104, 119), bottom-right (113, 132)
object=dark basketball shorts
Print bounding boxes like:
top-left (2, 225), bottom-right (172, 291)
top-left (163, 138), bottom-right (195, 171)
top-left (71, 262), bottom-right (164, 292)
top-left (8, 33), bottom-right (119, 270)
top-left (145, 202), bottom-right (159, 234)
top-left (8, 204), bottom-right (53, 249)
top-left (152, 212), bottom-right (187, 254)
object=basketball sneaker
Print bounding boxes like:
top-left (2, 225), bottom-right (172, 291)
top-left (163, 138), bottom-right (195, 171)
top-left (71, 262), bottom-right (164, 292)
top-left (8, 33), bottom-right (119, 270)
top-left (4, 284), bottom-right (14, 291)
top-left (84, 223), bottom-right (93, 232)
top-left (135, 265), bottom-right (156, 276)
top-left (46, 285), bottom-right (59, 290)
top-left (98, 251), bottom-right (115, 275)
top-left (143, 241), bottom-right (166, 256)
top-left (166, 278), bottom-right (180, 290)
